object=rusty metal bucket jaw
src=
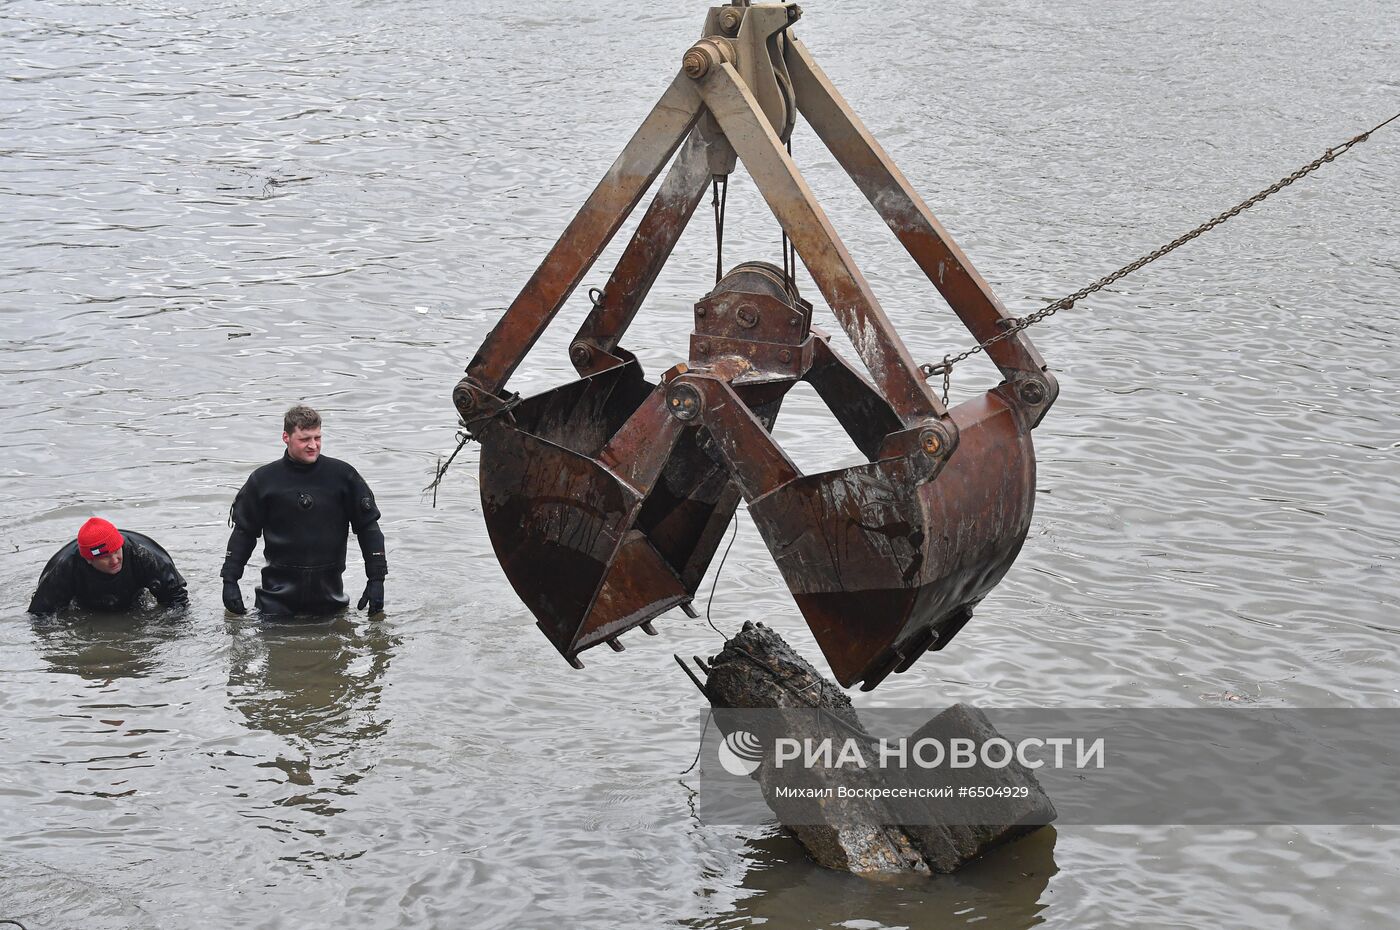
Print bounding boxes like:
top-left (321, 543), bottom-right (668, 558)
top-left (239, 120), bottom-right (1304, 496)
top-left (477, 359), bottom-right (786, 668)
top-left (665, 368), bottom-right (1035, 690)
top-left (478, 364), bottom-right (684, 664)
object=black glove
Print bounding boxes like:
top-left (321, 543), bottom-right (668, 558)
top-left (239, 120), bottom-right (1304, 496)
top-left (357, 578), bottom-right (384, 614)
top-left (222, 580), bottom-right (247, 615)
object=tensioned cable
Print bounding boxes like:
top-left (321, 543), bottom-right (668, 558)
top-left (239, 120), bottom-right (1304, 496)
top-left (922, 108), bottom-right (1400, 404)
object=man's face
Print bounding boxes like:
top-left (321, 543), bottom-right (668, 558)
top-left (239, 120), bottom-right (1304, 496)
top-left (90, 546), bottom-right (123, 575)
top-left (283, 426), bottom-right (323, 464)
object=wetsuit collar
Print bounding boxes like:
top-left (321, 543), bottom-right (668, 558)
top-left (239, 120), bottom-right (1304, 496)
top-left (282, 451), bottom-right (321, 473)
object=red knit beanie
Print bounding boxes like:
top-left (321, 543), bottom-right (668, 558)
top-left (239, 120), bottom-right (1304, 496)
top-left (77, 517), bottom-right (124, 561)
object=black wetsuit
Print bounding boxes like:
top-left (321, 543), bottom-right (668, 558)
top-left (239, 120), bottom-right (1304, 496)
top-left (28, 530), bottom-right (188, 615)
top-left (221, 453), bottom-right (386, 618)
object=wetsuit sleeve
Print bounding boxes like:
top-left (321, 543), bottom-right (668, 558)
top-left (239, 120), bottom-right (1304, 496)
top-left (347, 467), bottom-right (386, 580)
top-left (357, 521), bottom-right (387, 581)
top-left (136, 541), bottom-right (189, 607)
top-left (27, 547), bottom-right (76, 615)
top-left (221, 476), bottom-right (262, 582)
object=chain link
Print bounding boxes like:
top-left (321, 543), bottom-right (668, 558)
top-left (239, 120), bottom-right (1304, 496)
top-left (920, 109), bottom-right (1400, 395)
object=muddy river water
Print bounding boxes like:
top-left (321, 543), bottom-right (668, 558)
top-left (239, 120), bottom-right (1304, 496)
top-left (2, 0), bottom-right (1398, 926)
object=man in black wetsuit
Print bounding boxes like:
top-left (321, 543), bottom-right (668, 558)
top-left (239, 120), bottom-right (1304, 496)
top-left (220, 404), bottom-right (387, 619)
top-left (28, 517), bottom-right (188, 615)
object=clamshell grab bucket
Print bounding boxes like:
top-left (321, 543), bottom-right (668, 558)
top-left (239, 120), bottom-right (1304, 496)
top-left (454, 3), bottom-right (1058, 688)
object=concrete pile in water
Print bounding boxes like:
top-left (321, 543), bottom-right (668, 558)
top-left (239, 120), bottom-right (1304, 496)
top-left (701, 621), bottom-right (1055, 875)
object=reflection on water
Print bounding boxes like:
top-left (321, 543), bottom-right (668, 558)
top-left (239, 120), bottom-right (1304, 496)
top-left (31, 608), bottom-right (188, 682)
top-left (695, 827), bottom-right (1057, 929)
top-left (227, 614), bottom-right (397, 820)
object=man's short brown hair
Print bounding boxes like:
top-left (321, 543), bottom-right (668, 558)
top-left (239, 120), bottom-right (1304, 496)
top-left (284, 404), bottom-right (321, 434)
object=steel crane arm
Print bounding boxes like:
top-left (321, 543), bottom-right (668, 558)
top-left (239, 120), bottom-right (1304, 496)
top-left (461, 72), bottom-right (704, 403)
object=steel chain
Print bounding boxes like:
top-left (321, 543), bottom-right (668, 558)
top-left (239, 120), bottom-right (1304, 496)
top-left (920, 109), bottom-right (1400, 401)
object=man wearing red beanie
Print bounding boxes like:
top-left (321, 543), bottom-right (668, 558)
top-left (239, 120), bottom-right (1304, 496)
top-left (28, 517), bottom-right (188, 615)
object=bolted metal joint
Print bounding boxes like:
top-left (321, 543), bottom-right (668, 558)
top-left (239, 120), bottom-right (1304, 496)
top-left (919, 423), bottom-right (952, 457)
top-left (569, 341), bottom-right (594, 367)
top-left (453, 376), bottom-right (482, 415)
top-left (666, 383), bottom-right (703, 421)
top-left (1017, 377), bottom-right (1047, 406)
top-left (683, 37), bottom-right (734, 79)
top-left (452, 376), bottom-right (515, 434)
top-left (717, 7), bottom-right (743, 35)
